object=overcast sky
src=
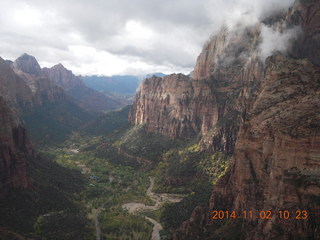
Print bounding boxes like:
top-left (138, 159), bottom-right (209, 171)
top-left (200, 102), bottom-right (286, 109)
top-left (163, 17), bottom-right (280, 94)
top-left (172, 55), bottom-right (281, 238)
top-left (0, 0), bottom-right (294, 76)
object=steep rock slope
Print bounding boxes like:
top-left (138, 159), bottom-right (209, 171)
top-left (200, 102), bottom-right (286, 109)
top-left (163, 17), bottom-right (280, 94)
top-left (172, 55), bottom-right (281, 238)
top-left (43, 64), bottom-right (123, 112)
top-left (0, 97), bottom-right (32, 198)
top-left (129, 0), bottom-right (320, 239)
top-left (174, 54), bottom-right (320, 240)
top-left (0, 57), bottom-right (33, 114)
top-left (172, 0), bottom-right (320, 239)
top-left (130, 24), bottom-right (263, 152)
top-left (130, 73), bottom-right (216, 138)
top-left (0, 54), bottom-right (93, 145)
top-left (12, 54), bottom-right (66, 106)
top-left (42, 63), bottom-right (83, 89)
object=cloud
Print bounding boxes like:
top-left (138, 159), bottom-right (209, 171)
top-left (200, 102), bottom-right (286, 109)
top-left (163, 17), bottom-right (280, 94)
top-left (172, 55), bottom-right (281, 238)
top-left (259, 25), bottom-right (301, 61)
top-left (0, 0), bottom-right (296, 76)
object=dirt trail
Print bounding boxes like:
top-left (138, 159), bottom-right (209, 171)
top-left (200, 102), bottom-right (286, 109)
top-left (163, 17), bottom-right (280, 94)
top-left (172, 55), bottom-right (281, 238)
top-left (145, 217), bottom-right (163, 240)
top-left (94, 206), bottom-right (103, 240)
top-left (122, 177), bottom-right (185, 240)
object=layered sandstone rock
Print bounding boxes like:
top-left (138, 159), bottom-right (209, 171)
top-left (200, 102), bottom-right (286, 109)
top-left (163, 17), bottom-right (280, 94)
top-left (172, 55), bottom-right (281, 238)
top-left (173, 0), bottom-right (320, 238)
top-left (225, 55), bottom-right (320, 239)
top-left (204, 54), bottom-right (320, 240)
top-left (129, 73), bottom-right (216, 138)
top-left (130, 0), bottom-right (320, 239)
top-left (192, 27), bottom-right (229, 81)
top-left (130, 25), bottom-right (263, 152)
top-left (174, 56), bottom-right (320, 239)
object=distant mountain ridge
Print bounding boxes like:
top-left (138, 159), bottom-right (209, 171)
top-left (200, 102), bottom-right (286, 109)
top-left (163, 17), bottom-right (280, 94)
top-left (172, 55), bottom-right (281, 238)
top-left (0, 54), bottom-right (94, 145)
top-left (83, 72), bottom-right (166, 96)
top-left (42, 63), bottom-right (124, 112)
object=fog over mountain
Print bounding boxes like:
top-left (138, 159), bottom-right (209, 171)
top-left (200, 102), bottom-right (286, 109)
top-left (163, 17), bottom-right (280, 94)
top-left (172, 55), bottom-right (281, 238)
top-left (0, 0), bottom-right (294, 76)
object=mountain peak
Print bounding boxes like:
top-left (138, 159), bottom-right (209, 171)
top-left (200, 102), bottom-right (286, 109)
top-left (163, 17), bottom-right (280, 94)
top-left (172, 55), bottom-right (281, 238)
top-left (42, 63), bottom-right (83, 89)
top-left (13, 53), bottom-right (41, 75)
top-left (51, 63), bottom-right (75, 76)
top-left (53, 63), bottom-right (66, 69)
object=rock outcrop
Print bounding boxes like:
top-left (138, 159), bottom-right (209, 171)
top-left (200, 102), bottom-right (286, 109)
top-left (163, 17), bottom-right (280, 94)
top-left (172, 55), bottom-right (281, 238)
top-left (290, 0), bottom-right (320, 65)
top-left (172, 0), bottom-right (320, 239)
top-left (192, 27), bottom-right (229, 81)
top-left (129, 73), bottom-right (216, 138)
top-left (0, 97), bottom-right (32, 198)
top-left (0, 57), bottom-right (33, 113)
top-left (42, 63), bottom-right (83, 89)
top-left (174, 54), bottom-right (320, 240)
top-left (43, 63), bottom-right (123, 112)
top-left (0, 54), bottom-right (94, 145)
top-left (13, 53), bottom-right (42, 75)
top-left (130, 24), bottom-right (263, 152)
top-left (129, 0), bottom-right (320, 239)
top-left (12, 54), bottom-right (66, 106)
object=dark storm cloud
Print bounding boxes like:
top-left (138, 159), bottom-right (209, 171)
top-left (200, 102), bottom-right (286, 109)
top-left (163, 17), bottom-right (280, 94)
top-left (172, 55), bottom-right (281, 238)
top-left (0, 0), bottom-right (295, 75)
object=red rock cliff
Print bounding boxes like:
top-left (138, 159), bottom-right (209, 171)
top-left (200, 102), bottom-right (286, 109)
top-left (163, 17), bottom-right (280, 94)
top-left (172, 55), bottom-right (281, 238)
top-left (129, 0), bottom-right (320, 239)
top-left (0, 97), bottom-right (32, 198)
top-left (130, 25), bottom-right (263, 152)
top-left (173, 0), bottom-right (320, 239)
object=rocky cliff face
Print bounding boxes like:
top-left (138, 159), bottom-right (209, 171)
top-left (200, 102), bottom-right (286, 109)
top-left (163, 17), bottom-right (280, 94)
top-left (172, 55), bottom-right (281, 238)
top-left (130, 24), bottom-right (263, 152)
top-left (130, 0), bottom-right (320, 239)
top-left (222, 54), bottom-right (320, 239)
top-left (0, 54), bottom-right (94, 145)
top-left (43, 63), bottom-right (123, 112)
top-left (42, 63), bottom-right (84, 90)
top-left (290, 0), bottom-right (320, 65)
top-left (172, 0), bottom-right (320, 239)
top-left (12, 54), bottom-right (66, 106)
top-left (13, 53), bottom-right (42, 75)
top-left (0, 57), bottom-right (33, 113)
top-left (130, 73), bottom-right (216, 138)
top-left (192, 27), bottom-right (229, 81)
top-left (0, 97), bottom-right (32, 198)
top-left (174, 54), bottom-right (320, 240)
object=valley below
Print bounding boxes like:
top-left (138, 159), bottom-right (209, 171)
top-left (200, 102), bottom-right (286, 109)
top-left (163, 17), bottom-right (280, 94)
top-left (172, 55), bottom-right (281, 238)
top-left (0, 0), bottom-right (319, 239)
top-left (69, 143), bottom-right (186, 240)
top-left (44, 130), bottom-right (199, 240)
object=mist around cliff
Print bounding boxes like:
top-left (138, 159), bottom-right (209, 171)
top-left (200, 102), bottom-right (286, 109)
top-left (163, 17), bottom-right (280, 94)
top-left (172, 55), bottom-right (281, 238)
top-left (205, 0), bottom-right (301, 68)
top-left (259, 25), bottom-right (301, 61)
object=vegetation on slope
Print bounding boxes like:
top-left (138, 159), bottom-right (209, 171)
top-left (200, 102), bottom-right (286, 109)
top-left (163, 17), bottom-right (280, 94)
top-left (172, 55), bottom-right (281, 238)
top-left (0, 154), bottom-right (91, 239)
top-left (7, 102), bottom-right (233, 239)
top-left (81, 105), bottom-right (131, 136)
top-left (23, 100), bottom-right (95, 146)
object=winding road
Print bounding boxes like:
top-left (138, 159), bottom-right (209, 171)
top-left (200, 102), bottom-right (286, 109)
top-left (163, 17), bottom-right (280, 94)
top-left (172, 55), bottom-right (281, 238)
top-left (122, 177), bottom-right (185, 240)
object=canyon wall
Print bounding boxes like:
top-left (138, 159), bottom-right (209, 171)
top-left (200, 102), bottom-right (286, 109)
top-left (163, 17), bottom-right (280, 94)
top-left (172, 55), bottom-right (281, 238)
top-left (130, 0), bottom-right (320, 239)
top-left (174, 53), bottom-right (320, 240)
top-left (130, 25), bottom-right (264, 152)
top-left (173, 0), bottom-right (320, 239)
top-left (0, 97), bottom-right (32, 198)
